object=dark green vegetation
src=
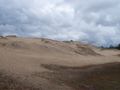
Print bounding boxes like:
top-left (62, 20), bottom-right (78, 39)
top-left (0, 71), bottom-right (39, 90)
top-left (110, 44), bottom-right (120, 50)
top-left (63, 40), bottom-right (74, 43)
top-left (36, 63), bottom-right (120, 90)
top-left (102, 44), bottom-right (120, 50)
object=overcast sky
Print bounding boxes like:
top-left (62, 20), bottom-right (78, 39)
top-left (0, 0), bottom-right (120, 46)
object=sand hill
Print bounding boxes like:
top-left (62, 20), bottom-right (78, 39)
top-left (0, 37), bottom-right (120, 90)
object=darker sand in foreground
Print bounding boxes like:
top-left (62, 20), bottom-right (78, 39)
top-left (0, 62), bottom-right (120, 90)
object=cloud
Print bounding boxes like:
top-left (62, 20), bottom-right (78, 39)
top-left (0, 0), bottom-right (120, 46)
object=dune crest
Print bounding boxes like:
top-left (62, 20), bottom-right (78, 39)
top-left (0, 37), bottom-right (100, 55)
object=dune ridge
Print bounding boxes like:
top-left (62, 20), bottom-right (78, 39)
top-left (0, 37), bottom-right (120, 90)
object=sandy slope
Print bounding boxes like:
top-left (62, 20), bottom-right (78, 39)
top-left (0, 37), bottom-right (120, 90)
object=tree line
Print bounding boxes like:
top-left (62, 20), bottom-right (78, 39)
top-left (102, 44), bottom-right (120, 50)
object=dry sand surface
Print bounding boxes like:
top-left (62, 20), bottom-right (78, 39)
top-left (0, 37), bottom-right (120, 90)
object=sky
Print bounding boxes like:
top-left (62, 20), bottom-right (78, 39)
top-left (0, 0), bottom-right (120, 46)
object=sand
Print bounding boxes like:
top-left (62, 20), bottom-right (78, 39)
top-left (0, 37), bottom-right (120, 90)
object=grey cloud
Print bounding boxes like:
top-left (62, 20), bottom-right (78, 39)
top-left (0, 0), bottom-right (120, 46)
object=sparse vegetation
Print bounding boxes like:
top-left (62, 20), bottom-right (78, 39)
top-left (6, 35), bottom-right (17, 38)
top-left (0, 37), bottom-right (120, 90)
top-left (101, 44), bottom-right (120, 50)
top-left (0, 72), bottom-right (40, 90)
top-left (36, 63), bottom-right (120, 90)
top-left (63, 40), bottom-right (74, 43)
top-left (75, 44), bottom-right (100, 55)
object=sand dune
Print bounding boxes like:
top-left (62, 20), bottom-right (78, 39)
top-left (0, 37), bottom-right (120, 90)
